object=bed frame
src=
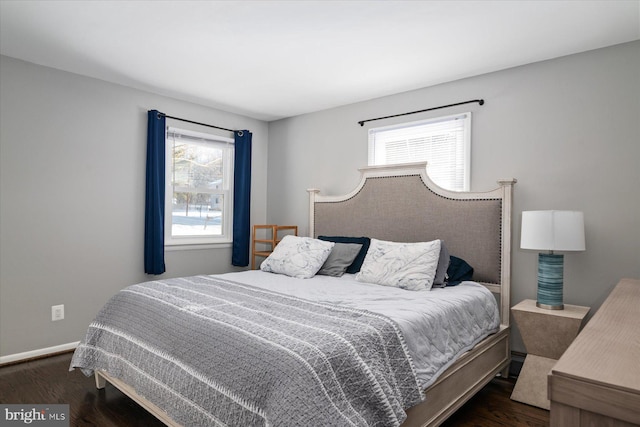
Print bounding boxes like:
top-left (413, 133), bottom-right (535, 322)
top-left (308, 162), bottom-right (516, 426)
top-left (94, 162), bottom-right (516, 427)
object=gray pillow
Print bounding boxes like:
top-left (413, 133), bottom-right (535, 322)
top-left (317, 243), bottom-right (363, 277)
top-left (432, 240), bottom-right (451, 287)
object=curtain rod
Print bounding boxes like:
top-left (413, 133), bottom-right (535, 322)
top-left (358, 99), bottom-right (484, 126)
top-left (158, 112), bottom-right (238, 133)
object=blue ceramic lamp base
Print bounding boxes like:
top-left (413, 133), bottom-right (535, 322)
top-left (536, 253), bottom-right (564, 310)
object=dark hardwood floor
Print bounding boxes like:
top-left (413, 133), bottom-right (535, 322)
top-left (0, 352), bottom-right (549, 426)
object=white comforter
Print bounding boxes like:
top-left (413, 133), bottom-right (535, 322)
top-left (220, 270), bottom-right (500, 389)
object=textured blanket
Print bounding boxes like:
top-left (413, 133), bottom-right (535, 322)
top-left (70, 276), bottom-right (423, 426)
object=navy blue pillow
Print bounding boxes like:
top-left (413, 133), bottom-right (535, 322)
top-left (318, 236), bottom-right (370, 274)
top-left (446, 256), bottom-right (474, 286)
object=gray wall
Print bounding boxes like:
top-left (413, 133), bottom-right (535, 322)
top-left (0, 56), bottom-right (268, 357)
top-left (267, 41), bottom-right (640, 353)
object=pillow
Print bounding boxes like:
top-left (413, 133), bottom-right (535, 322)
top-left (446, 255), bottom-right (474, 286)
top-left (432, 241), bottom-right (451, 288)
top-left (260, 235), bottom-right (334, 279)
top-left (318, 236), bottom-right (371, 274)
top-left (317, 243), bottom-right (363, 277)
top-left (356, 239), bottom-right (442, 291)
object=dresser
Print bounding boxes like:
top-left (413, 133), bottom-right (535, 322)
top-left (548, 278), bottom-right (640, 426)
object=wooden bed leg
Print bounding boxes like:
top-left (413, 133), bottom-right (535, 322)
top-left (95, 372), bottom-right (106, 389)
top-left (500, 366), bottom-right (510, 379)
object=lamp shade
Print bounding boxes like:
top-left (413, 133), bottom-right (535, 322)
top-left (521, 210), bottom-right (585, 252)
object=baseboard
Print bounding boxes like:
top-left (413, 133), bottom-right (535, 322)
top-left (0, 341), bottom-right (80, 366)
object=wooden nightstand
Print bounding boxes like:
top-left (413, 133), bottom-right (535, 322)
top-left (510, 299), bottom-right (589, 410)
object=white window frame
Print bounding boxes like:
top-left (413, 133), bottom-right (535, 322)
top-left (165, 127), bottom-right (234, 247)
top-left (367, 112), bottom-right (471, 191)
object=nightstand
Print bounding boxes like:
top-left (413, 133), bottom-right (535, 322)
top-left (510, 299), bottom-right (589, 410)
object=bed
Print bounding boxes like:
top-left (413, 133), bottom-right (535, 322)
top-left (70, 162), bottom-right (516, 427)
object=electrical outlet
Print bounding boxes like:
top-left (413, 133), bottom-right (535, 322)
top-left (52, 304), bottom-right (64, 321)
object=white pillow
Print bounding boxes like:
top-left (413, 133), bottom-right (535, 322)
top-left (356, 239), bottom-right (441, 291)
top-left (260, 235), bottom-right (334, 279)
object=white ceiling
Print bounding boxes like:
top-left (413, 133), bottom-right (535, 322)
top-left (1, 1), bottom-right (638, 121)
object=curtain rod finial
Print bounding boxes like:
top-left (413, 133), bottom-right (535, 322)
top-left (479, 99), bottom-right (485, 105)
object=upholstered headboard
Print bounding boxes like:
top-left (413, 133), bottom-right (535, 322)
top-left (307, 162), bottom-right (516, 325)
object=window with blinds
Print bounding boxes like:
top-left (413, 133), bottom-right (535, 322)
top-left (367, 113), bottom-right (471, 191)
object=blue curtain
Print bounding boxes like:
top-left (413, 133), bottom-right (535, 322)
top-left (232, 130), bottom-right (252, 266)
top-left (144, 110), bottom-right (166, 274)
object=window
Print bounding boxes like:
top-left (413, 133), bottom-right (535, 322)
top-left (165, 127), bottom-right (234, 246)
top-left (368, 113), bottom-right (471, 191)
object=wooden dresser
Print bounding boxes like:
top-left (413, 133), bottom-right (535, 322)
top-left (548, 278), bottom-right (640, 426)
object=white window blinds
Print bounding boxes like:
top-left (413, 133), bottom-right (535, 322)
top-left (368, 113), bottom-right (471, 191)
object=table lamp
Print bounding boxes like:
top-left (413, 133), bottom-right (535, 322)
top-left (520, 210), bottom-right (585, 310)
